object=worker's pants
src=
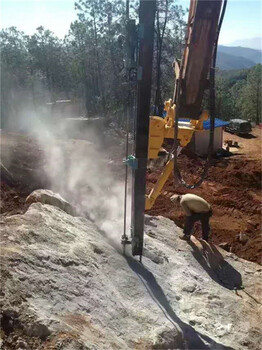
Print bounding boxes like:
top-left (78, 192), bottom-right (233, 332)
top-left (183, 210), bottom-right (212, 241)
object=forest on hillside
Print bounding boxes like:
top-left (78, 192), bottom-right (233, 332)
top-left (216, 65), bottom-right (261, 124)
top-left (0, 0), bottom-right (261, 129)
top-left (0, 0), bottom-right (185, 129)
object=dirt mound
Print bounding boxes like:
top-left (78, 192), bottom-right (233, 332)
top-left (0, 132), bottom-right (48, 192)
top-left (174, 153), bottom-right (261, 190)
top-left (0, 132), bottom-right (50, 216)
top-left (0, 181), bottom-right (29, 216)
top-left (209, 158), bottom-right (261, 189)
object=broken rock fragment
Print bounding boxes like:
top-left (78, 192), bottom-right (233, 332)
top-left (26, 189), bottom-right (75, 216)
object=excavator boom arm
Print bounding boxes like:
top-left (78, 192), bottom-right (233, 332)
top-left (128, 0), bottom-right (226, 256)
top-left (176, 0), bottom-right (223, 119)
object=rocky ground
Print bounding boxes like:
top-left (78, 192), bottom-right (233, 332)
top-left (1, 191), bottom-right (261, 349)
top-left (1, 128), bottom-right (262, 349)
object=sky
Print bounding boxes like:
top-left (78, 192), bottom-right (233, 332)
top-left (0, 0), bottom-right (261, 46)
top-left (0, 0), bottom-right (78, 38)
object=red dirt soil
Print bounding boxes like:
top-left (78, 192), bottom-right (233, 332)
top-left (146, 129), bottom-right (262, 265)
top-left (1, 132), bottom-right (48, 216)
top-left (0, 181), bottom-right (29, 216)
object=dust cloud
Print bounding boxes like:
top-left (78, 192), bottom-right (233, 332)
top-left (11, 102), bottom-right (132, 244)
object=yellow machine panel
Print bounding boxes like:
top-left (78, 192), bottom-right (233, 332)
top-left (148, 100), bottom-right (209, 159)
top-left (146, 100), bottom-right (209, 210)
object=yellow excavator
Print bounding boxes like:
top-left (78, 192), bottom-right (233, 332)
top-left (123, 0), bottom-right (227, 258)
top-left (146, 102), bottom-right (209, 210)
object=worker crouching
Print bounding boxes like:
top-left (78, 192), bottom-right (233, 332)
top-left (171, 194), bottom-right (212, 241)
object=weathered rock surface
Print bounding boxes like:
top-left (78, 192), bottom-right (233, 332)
top-left (26, 189), bottom-right (75, 216)
top-left (1, 201), bottom-right (261, 349)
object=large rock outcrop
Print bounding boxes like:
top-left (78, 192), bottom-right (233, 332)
top-left (0, 197), bottom-right (261, 349)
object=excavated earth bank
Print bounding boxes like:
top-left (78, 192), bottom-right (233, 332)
top-left (146, 131), bottom-right (262, 264)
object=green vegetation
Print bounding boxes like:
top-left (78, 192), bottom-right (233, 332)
top-left (0, 0), bottom-right (185, 128)
top-left (0, 0), bottom-right (261, 128)
top-left (216, 64), bottom-right (261, 124)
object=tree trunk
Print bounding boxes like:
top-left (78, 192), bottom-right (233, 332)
top-left (154, 0), bottom-right (168, 117)
top-left (256, 84), bottom-right (260, 125)
top-left (92, 1), bottom-right (106, 112)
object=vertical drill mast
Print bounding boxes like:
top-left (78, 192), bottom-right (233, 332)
top-left (131, 0), bottom-right (156, 256)
top-left (129, 0), bottom-right (226, 257)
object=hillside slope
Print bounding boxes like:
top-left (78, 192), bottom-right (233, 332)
top-left (217, 45), bottom-right (262, 70)
top-left (217, 51), bottom-right (256, 70)
top-left (218, 46), bottom-right (262, 64)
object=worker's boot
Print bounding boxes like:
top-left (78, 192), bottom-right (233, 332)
top-left (179, 234), bottom-right (191, 241)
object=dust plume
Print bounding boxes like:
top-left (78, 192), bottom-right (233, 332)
top-left (9, 101), bottom-right (132, 244)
